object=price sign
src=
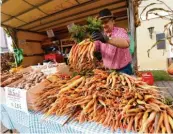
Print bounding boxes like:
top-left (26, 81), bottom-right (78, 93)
top-left (46, 29), bottom-right (55, 38)
top-left (5, 87), bottom-right (28, 113)
top-left (41, 67), bottom-right (57, 75)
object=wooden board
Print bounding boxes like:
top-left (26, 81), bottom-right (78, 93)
top-left (17, 31), bottom-right (46, 41)
top-left (19, 42), bottom-right (44, 55)
top-left (21, 56), bottom-right (44, 67)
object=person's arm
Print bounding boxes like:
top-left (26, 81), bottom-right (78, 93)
top-left (91, 28), bottom-right (130, 48)
top-left (107, 37), bottom-right (129, 48)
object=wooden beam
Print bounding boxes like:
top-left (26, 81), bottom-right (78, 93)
top-left (114, 10), bottom-right (127, 17)
top-left (75, 0), bottom-right (80, 4)
top-left (25, 39), bottom-right (42, 43)
top-left (29, 0), bottom-right (126, 31)
top-left (17, 0), bottom-right (99, 28)
top-left (1, 12), bottom-right (27, 23)
top-left (22, 0), bottom-right (48, 15)
top-left (1, 0), bottom-right (9, 4)
top-left (54, 17), bottom-right (128, 34)
top-left (23, 53), bottom-right (44, 57)
top-left (1, 24), bottom-right (46, 35)
top-left (41, 15), bottom-right (128, 33)
top-left (2, 0), bottom-right (53, 23)
top-left (37, 6), bottom-right (127, 32)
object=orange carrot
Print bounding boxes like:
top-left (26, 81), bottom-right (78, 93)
top-left (83, 99), bottom-right (95, 113)
top-left (103, 111), bottom-right (111, 126)
top-left (59, 77), bottom-right (84, 94)
top-left (124, 76), bottom-right (132, 91)
top-left (111, 119), bottom-right (115, 131)
top-left (144, 95), bottom-right (155, 101)
top-left (140, 111), bottom-right (156, 133)
top-left (161, 123), bottom-right (166, 134)
top-left (163, 111), bottom-right (172, 133)
top-left (126, 108), bottom-right (142, 113)
top-left (90, 43), bottom-right (95, 60)
top-left (168, 115), bottom-right (173, 130)
top-left (154, 112), bottom-right (160, 132)
top-left (111, 74), bottom-right (117, 89)
top-left (137, 93), bottom-right (143, 100)
top-left (155, 112), bottom-right (164, 133)
top-left (137, 99), bottom-right (146, 105)
top-left (134, 112), bottom-right (143, 132)
top-left (127, 98), bottom-right (135, 105)
top-left (167, 107), bottom-right (173, 118)
top-left (145, 103), bottom-right (161, 112)
top-left (120, 75), bottom-right (126, 85)
top-left (106, 72), bottom-right (113, 86)
top-left (126, 117), bottom-right (134, 132)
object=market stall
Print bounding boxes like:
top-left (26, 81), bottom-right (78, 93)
top-left (1, 42), bottom-right (173, 133)
top-left (1, 0), bottom-right (173, 134)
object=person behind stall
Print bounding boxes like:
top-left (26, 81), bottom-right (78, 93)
top-left (91, 8), bottom-right (133, 75)
top-left (55, 48), bottom-right (64, 63)
top-left (64, 47), bottom-right (70, 64)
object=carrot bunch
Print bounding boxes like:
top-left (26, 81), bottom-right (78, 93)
top-left (36, 69), bottom-right (173, 133)
top-left (68, 39), bottom-right (97, 72)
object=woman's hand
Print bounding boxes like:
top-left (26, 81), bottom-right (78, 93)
top-left (91, 31), bottom-right (109, 43)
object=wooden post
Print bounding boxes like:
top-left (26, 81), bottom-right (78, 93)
top-left (127, 0), bottom-right (138, 73)
top-left (127, 0), bottom-right (135, 39)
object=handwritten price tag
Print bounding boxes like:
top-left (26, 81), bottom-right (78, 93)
top-left (5, 87), bottom-right (28, 113)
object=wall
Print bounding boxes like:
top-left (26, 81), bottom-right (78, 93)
top-left (17, 31), bottom-right (47, 66)
top-left (136, 0), bottom-right (172, 70)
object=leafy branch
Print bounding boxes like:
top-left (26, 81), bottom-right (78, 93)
top-left (68, 17), bottom-right (102, 43)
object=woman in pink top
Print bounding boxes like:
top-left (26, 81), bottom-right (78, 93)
top-left (92, 9), bottom-right (133, 75)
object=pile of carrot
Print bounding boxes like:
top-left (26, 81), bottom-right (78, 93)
top-left (35, 69), bottom-right (173, 133)
top-left (68, 39), bottom-right (98, 72)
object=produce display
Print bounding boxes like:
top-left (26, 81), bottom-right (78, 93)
top-left (1, 71), bottom-right (46, 90)
top-left (34, 69), bottom-right (173, 133)
top-left (10, 72), bottom-right (46, 90)
top-left (34, 74), bottom-right (71, 112)
top-left (9, 66), bottom-right (23, 73)
top-left (0, 73), bottom-right (24, 87)
top-left (0, 52), bottom-right (15, 72)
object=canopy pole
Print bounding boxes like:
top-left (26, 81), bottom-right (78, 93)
top-left (128, 0), bottom-right (138, 73)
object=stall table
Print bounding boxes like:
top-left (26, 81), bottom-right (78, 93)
top-left (1, 104), bottom-right (129, 134)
